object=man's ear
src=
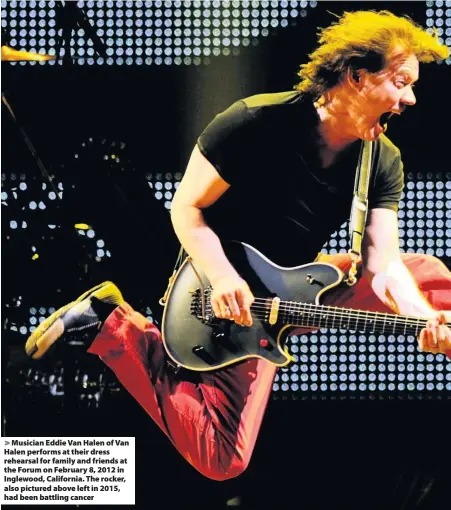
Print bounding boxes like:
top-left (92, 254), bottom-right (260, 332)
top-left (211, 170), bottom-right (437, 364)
top-left (346, 67), bottom-right (364, 90)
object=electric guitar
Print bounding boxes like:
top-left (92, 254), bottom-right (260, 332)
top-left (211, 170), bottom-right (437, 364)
top-left (161, 242), bottom-right (443, 371)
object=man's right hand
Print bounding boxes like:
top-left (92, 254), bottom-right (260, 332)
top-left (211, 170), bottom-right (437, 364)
top-left (211, 275), bottom-right (254, 327)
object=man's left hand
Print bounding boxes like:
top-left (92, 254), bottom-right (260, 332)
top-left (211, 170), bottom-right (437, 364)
top-left (418, 311), bottom-right (451, 354)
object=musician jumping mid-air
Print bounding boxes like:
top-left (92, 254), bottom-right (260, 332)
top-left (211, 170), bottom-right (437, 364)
top-left (26, 11), bottom-right (451, 481)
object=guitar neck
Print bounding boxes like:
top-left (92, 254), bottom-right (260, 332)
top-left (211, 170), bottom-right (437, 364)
top-left (273, 301), bottom-right (447, 337)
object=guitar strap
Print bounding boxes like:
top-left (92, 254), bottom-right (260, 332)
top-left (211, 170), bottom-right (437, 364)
top-left (345, 139), bottom-right (374, 286)
top-left (159, 244), bottom-right (186, 307)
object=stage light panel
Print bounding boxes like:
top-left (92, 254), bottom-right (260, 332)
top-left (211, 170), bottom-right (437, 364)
top-left (426, 0), bottom-right (451, 64)
top-left (2, 0), bottom-right (317, 66)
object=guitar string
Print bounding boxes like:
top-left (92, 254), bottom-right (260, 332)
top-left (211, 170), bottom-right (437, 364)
top-left (250, 308), bottom-right (435, 332)
top-left (200, 295), bottom-right (430, 323)
top-left (192, 311), bottom-right (427, 335)
top-left (251, 298), bottom-right (417, 320)
top-left (208, 312), bottom-right (427, 335)
top-left (193, 304), bottom-right (430, 333)
top-left (205, 300), bottom-right (430, 327)
top-left (247, 305), bottom-right (429, 325)
top-left (193, 308), bottom-right (436, 333)
top-left (248, 300), bottom-right (445, 327)
top-left (194, 299), bottom-right (446, 330)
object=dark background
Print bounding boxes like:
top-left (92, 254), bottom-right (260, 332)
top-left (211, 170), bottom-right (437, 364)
top-left (2, 2), bottom-right (451, 509)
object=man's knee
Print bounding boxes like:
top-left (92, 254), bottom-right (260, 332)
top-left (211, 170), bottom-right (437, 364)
top-left (401, 252), bottom-right (451, 286)
top-left (401, 252), bottom-right (449, 273)
top-left (190, 439), bottom-right (251, 482)
top-left (196, 456), bottom-right (249, 482)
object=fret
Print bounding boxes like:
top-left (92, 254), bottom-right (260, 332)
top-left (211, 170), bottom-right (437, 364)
top-left (364, 310), bottom-right (371, 333)
top-left (355, 310), bottom-right (362, 332)
top-left (309, 305), bottom-right (315, 328)
top-left (305, 305), bottom-right (311, 328)
top-left (280, 300), bottom-right (285, 324)
top-left (298, 303), bottom-right (304, 325)
top-left (313, 306), bottom-right (319, 327)
top-left (350, 311), bottom-right (355, 332)
top-left (303, 304), bottom-right (307, 324)
top-left (416, 318), bottom-right (422, 337)
top-left (302, 304), bottom-right (308, 325)
top-left (315, 307), bottom-right (320, 328)
top-left (361, 310), bottom-right (368, 332)
top-left (338, 307), bottom-right (344, 331)
top-left (331, 305), bottom-right (337, 330)
top-left (348, 309), bottom-right (354, 331)
top-left (295, 303), bottom-right (299, 323)
top-left (349, 309), bottom-right (356, 332)
top-left (286, 301), bottom-right (291, 323)
top-left (403, 317), bottom-right (407, 336)
top-left (392, 315), bottom-right (398, 335)
top-left (302, 304), bottom-right (308, 324)
top-left (293, 301), bottom-right (302, 325)
top-left (310, 306), bottom-right (317, 328)
top-left (372, 312), bottom-right (378, 334)
top-left (362, 310), bottom-right (368, 332)
top-left (346, 310), bottom-right (351, 329)
top-left (291, 301), bottom-right (296, 321)
top-left (382, 313), bottom-right (388, 334)
top-left (320, 306), bottom-right (328, 329)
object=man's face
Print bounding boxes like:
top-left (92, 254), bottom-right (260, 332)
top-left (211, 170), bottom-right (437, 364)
top-left (349, 51), bottom-right (419, 141)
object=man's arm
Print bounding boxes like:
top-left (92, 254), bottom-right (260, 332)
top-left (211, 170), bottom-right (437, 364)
top-left (361, 208), bottom-right (451, 352)
top-left (170, 145), bottom-right (254, 326)
top-left (171, 145), bottom-right (235, 284)
top-left (361, 208), bottom-right (434, 317)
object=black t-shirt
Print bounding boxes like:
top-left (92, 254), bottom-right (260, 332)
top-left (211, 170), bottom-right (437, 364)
top-left (197, 91), bottom-right (404, 267)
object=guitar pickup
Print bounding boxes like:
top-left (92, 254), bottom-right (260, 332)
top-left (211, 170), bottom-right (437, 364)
top-left (192, 345), bottom-right (216, 365)
top-left (269, 297), bottom-right (280, 325)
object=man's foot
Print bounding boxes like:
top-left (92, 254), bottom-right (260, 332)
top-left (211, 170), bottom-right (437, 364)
top-left (25, 281), bottom-right (124, 360)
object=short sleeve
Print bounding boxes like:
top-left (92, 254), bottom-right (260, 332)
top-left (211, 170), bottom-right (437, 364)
top-left (197, 100), bottom-right (258, 186)
top-left (369, 150), bottom-right (404, 213)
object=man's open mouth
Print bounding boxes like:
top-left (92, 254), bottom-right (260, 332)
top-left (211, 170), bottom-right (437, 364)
top-left (379, 112), bottom-right (393, 127)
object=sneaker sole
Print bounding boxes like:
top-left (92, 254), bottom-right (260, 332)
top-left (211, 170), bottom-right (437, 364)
top-left (25, 281), bottom-right (121, 360)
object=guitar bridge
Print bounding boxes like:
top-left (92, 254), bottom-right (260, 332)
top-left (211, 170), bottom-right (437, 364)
top-left (190, 286), bottom-right (215, 324)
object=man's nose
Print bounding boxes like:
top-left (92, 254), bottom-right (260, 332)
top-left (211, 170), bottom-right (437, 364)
top-left (401, 85), bottom-right (416, 106)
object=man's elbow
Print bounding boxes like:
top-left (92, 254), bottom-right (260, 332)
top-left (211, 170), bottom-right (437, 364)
top-left (362, 265), bottom-right (378, 288)
top-left (170, 196), bottom-right (203, 231)
top-left (362, 254), bottom-right (404, 290)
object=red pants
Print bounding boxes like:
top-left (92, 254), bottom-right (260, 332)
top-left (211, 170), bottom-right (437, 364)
top-left (88, 253), bottom-right (451, 481)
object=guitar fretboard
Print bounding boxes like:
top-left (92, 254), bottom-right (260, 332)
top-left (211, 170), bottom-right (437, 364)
top-left (253, 300), bottom-right (448, 337)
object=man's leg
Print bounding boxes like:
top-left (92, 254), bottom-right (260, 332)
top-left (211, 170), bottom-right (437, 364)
top-left (26, 284), bottom-right (276, 482)
top-left (88, 304), bottom-right (276, 481)
top-left (318, 252), bottom-right (451, 312)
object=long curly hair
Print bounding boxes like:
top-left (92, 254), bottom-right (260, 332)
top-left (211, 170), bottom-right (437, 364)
top-left (295, 10), bottom-right (449, 99)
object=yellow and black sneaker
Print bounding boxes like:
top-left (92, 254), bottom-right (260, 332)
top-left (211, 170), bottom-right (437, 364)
top-left (25, 281), bottom-right (124, 360)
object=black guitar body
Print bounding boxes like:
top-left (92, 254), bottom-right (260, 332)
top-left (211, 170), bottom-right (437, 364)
top-left (162, 242), bottom-right (344, 371)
